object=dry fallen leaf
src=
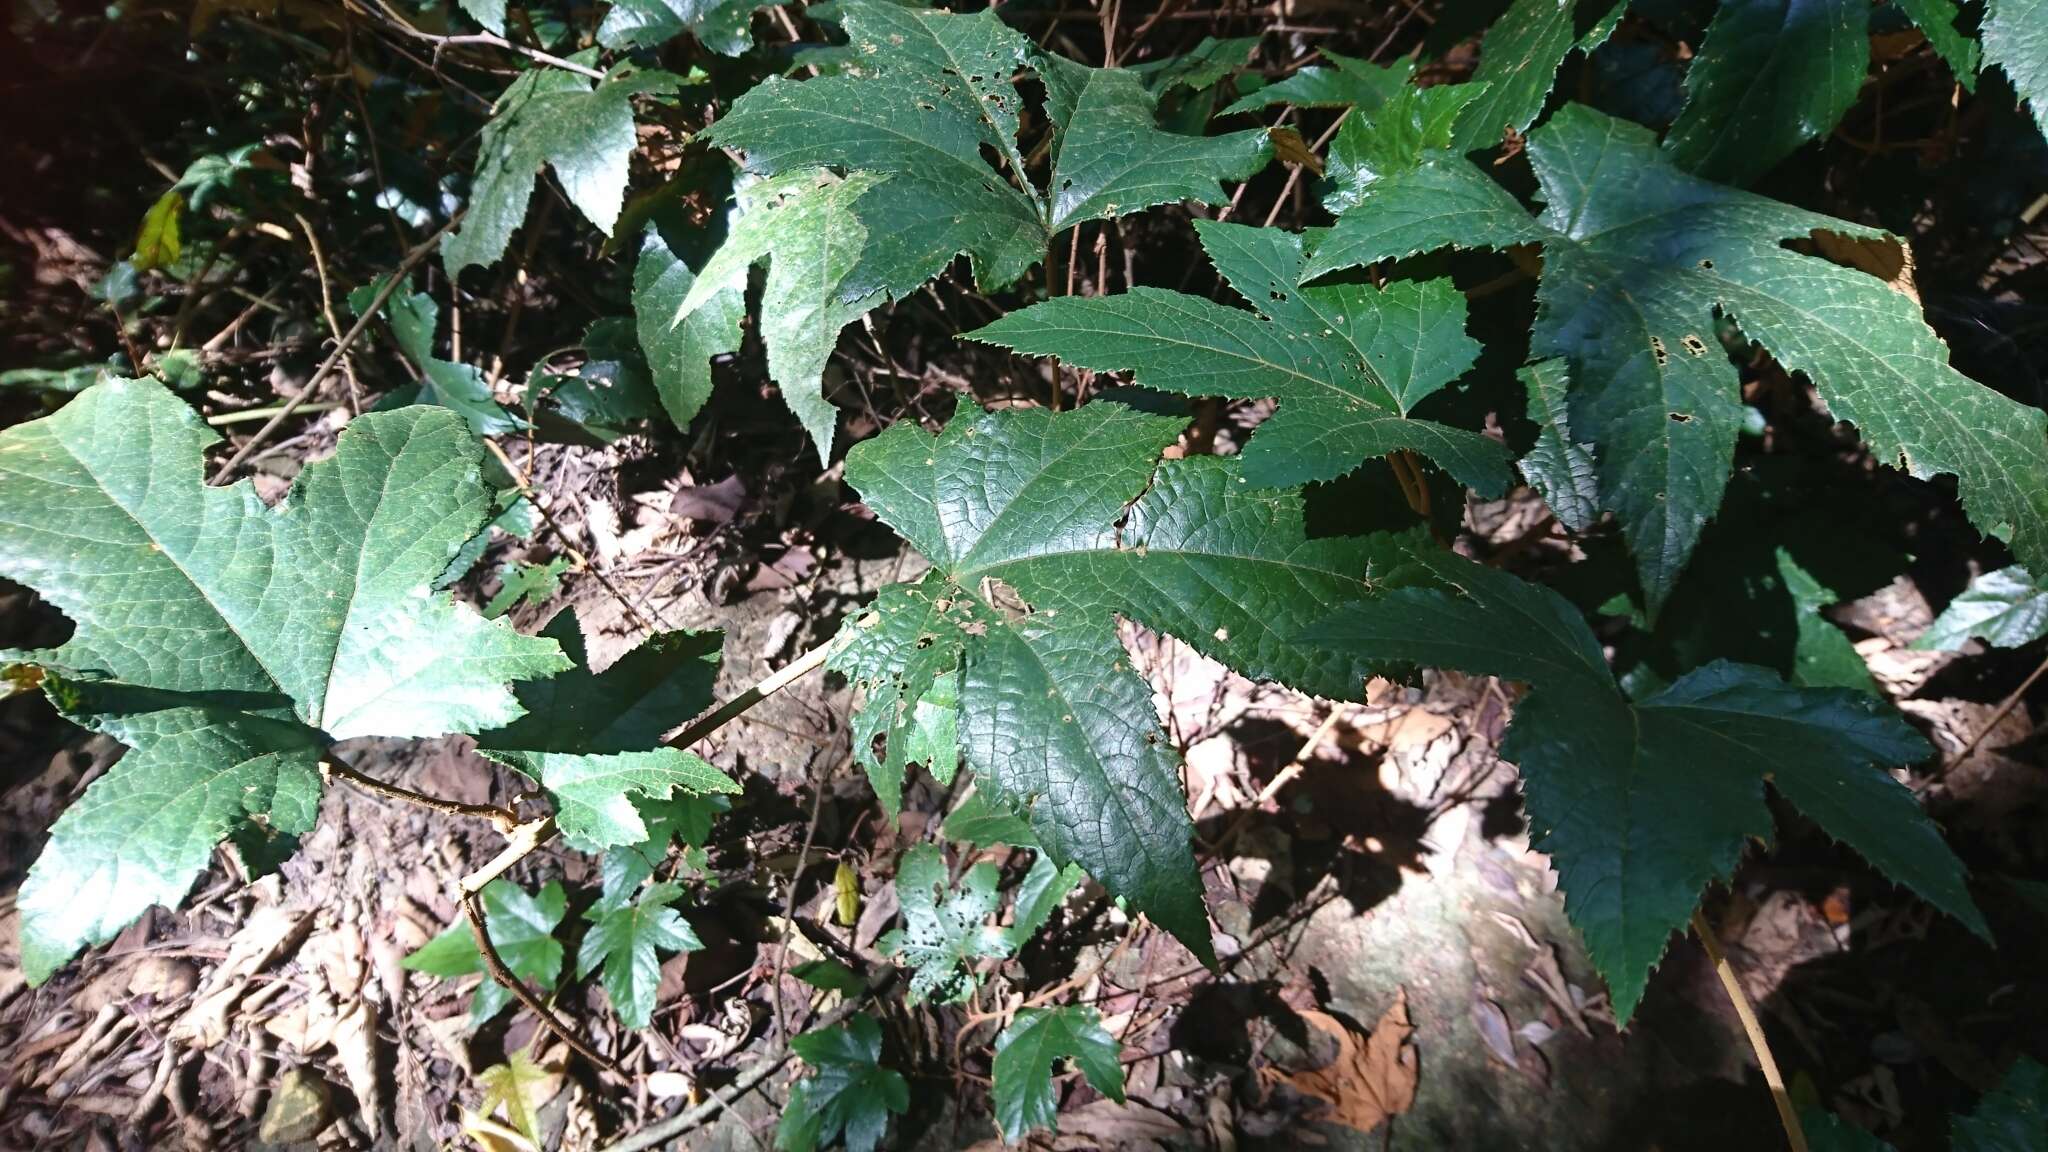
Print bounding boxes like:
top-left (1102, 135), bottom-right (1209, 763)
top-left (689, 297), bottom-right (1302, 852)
top-left (1269, 988), bottom-right (1419, 1134)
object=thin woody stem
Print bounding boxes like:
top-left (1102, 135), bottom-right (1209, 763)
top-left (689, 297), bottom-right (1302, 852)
top-left (464, 890), bottom-right (621, 1073)
top-left (1693, 908), bottom-right (1808, 1152)
top-left (321, 752), bottom-right (520, 833)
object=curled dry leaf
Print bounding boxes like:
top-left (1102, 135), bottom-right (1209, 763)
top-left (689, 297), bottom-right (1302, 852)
top-left (1267, 987), bottom-right (1419, 1135)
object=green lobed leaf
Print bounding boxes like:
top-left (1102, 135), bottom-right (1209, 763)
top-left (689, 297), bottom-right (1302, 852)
top-left (598, 792), bottom-right (730, 910)
top-left (351, 279), bottom-right (521, 437)
top-left (1219, 50), bottom-right (1412, 117)
top-left (478, 611), bottom-right (735, 852)
top-left (709, 1), bottom-right (1268, 300)
top-left (445, 62), bottom-right (678, 277)
top-left (839, 405), bottom-right (1423, 960)
top-left (1917, 566), bottom-right (2048, 651)
top-left (969, 220), bottom-right (1511, 495)
top-left (1951, 1056), bottom-right (2048, 1151)
top-left (1777, 550), bottom-right (1879, 693)
top-left (991, 1006), bottom-right (1125, 1141)
top-left (1450, 0), bottom-right (1618, 152)
top-left (1662, 0), bottom-right (1870, 185)
top-left (878, 843), bottom-right (1010, 1004)
top-left (404, 880), bottom-right (568, 1024)
top-left (634, 227), bottom-right (744, 434)
top-left (1308, 104), bottom-right (2048, 613)
top-left (1321, 81), bottom-right (1491, 211)
top-left (776, 1015), bottom-right (909, 1152)
top-left (673, 170), bottom-right (886, 462)
top-left (1312, 549), bottom-right (1986, 1022)
top-left (576, 881), bottom-right (702, 1029)
top-left (1889, 0), bottom-right (1981, 86)
top-left (1984, 0), bottom-right (2048, 137)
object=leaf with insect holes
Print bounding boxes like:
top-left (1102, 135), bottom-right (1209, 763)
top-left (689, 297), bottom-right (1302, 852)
top-left (445, 61), bottom-right (678, 277)
top-left (577, 881), bottom-right (702, 1029)
top-left (404, 880), bottom-right (568, 1024)
top-left (477, 611), bottom-right (735, 852)
top-left (1662, 0), bottom-right (1870, 185)
top-left (707, 0), bottom-right (1270, 301)
top-left (1307, 104), bottom-right (2048, 614)
top-left (0, 379), bottom-right (567, 982)
top-left (834, 404), bottom-right (1425, 961)
top-left (992, 1007), bottom-right (1125, 1141)
top-left (969, 220), bottom-right (1511, 496)
top-left (776, 1015), bottom-right (909, 1152)
top-left (879, 844), bottom-right (1011, 1004)
top-left (1310, 547), bottom-right (1986, 1022)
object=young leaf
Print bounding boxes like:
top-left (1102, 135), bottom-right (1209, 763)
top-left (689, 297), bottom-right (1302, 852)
top-left (1662, 0), bottom-right (1870, 185)
top-left (969, 220), bottom-right (1511, 495)
top-left (1984, 0), bottom-right (2048, 137)
top-left (576, 881), bottom-right (702, 1029)
top-left (1308, 104), bottom-right (2048, 612)
top-left (1450, 0), bottom-right (1619, 152)
top-left (1916, 566), bottom-right (2048, 651)
top-left (477, 612), bottom-right (736, 852)
top-left (133, 190), bottom-right (183, 272)
top-left (350, 279), bottom-right (521, 436)
top-left (776, 1015), bottom-right (909, 1152)
top-left (633, 227), bottom-right (744, 433)
top-left (672, 170), bottom-right (885, 462)
top-left (827, 581), bottom-right (966, 816)
top-left (707, 1), bottom-right (1270, 300)
top-left (404, 880), bottom-right (568, 1024)
top-left (473, 1047), bottom-right (562, 1150)
top-left (878, 843), bottom-right (1010, 1004)
top-left (1777, 551), bottom-right (1878, 693)
top-left (0, 380), bottom-right (567, 980)
top-left (991, 1007), bottom-right (1125, 1141)
top-left (943, 788), bottom-right (1039, 849)
top-left (445, 63), bottom-right (678, 277)
top-left (834, 405), bottom-right (1420, 960)
top-left (1517, 358), bottom-right (1600, 533)
top-left (484, 557), bottom-right (569, 618)
top-left (1322, 81), bottom-right (1491, 209)
top-left (597, 792), bottom-right (730, 910)
top-left (1311, 549), bottom-right (1987, 1021)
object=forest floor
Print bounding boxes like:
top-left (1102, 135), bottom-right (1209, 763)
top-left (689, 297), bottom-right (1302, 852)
top-left (1, 422), bottom-right (2042, 1151)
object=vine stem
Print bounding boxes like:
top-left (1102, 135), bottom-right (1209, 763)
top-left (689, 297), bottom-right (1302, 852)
top-left (1693, 909), bottom-right (1808, 1152)
top-left (321, 752), bottom-right (520, 833)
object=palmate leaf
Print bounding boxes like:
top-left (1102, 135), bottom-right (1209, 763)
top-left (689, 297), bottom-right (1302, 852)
top-left (1306, 103), bottom-right (2048, 613)
top-left (478, 611), bottom-right (737, 852)
top-left (992, 1006), bottom-right (1125, 1142)
top-left (576, 881), bottom-right (702, 1029)
top-left (878, 843), bottom-right (1010, 1004)
top-left (707, 1), bottom-right (1270, 301)
top-left (970, 220), bottom-right (1511, 495)
top-left (672, 171), bottom-right (886, 461)
top-left (0, 379), bottom-right (568, 981)
top-left (1311, 549), bottom-right (1987, 1022)
top-left (445, 62), bottom-right (678, 277)
top-left (404, 880), bottom-right (569, 1024)
top-left (776, 1014), bottom-right (909, 1152)
top-left (1662, 0), bottom-right (1870, 185)
top-left (1891, 0), bottom-right (1981, 84)
top-left (1219, 50), bottom-right (1412, 117)
top-left (1984, 0), bottom-right (2048, 137)
top-left (834, 404), bottom-right (1420, 960)
top-left (350, 278), bottom-right (521, 437)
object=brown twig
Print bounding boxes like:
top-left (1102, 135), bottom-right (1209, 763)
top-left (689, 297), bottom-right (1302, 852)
top-left (210, 215), bottom-right (459, 483)
top-left (1952, 650), bottom-right (2048, 765)
top-left (1693, 909), bottom-right (1807, 1152)
top-left (322, 753), bottom-right (521, 833)
top-left (464, 890), bottom-right (621, 1073)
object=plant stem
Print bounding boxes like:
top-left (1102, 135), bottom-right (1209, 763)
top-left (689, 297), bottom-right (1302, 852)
top-left (322, 752), bottom-right (521, 831)
top-left (463, 890), bottom-right (620, 1073)
top-left (1953, 649), bottom-right (2048, 765)
top-left (206, 401), bottom-right (347, 426)
top-left (1693, 909), bottom-right (1807, 1152)
top-left (666, 635), bottom-right (840, 752)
